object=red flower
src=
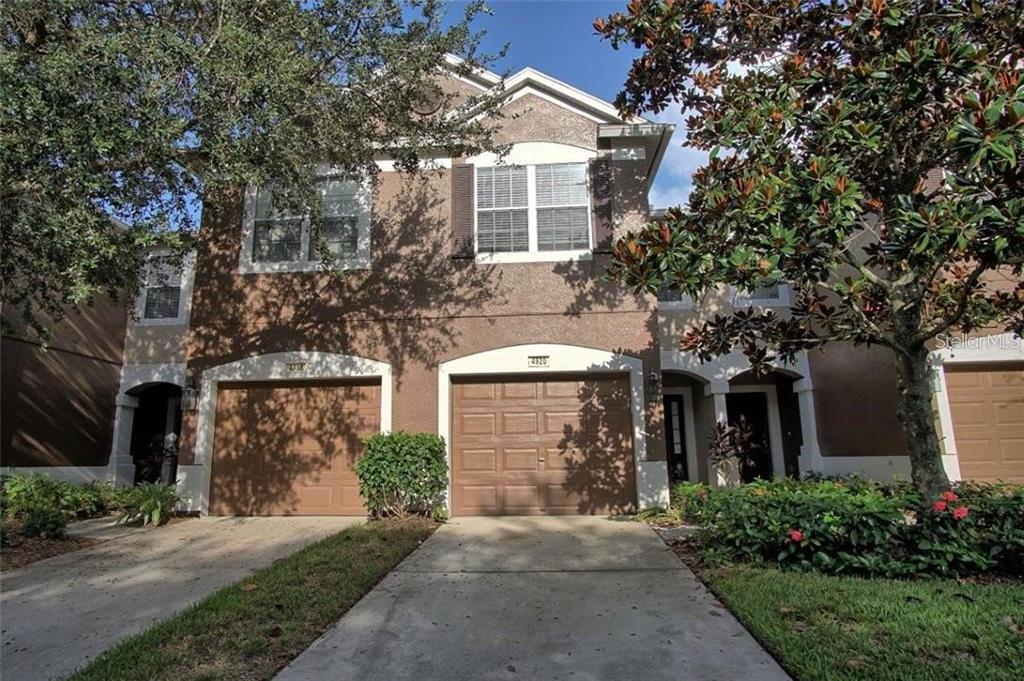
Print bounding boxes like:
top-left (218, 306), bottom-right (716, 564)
top-left (953, 506), bottom-right (969, 521)
top-left (941, 490), bottom-right (959, 503)
top-left (932, 501), bottom-right (948, 513)
top-left (788, 529), bottom-right (804, 542)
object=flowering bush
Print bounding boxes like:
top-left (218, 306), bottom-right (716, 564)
top-left (694, 478), bottom-right (1023, 578)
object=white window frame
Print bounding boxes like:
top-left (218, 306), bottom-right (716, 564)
top-left (239, 173), bottom-right (372, 274)
top-left (468, 142), bottom-right (597, 264)
top-left (732, 282), bottom-right (792, 308)
top-left (134, 250), bottom-right (194, 327)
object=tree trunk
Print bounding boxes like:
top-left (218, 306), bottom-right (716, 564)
top-left (893, 347), bottom-right (950, 499)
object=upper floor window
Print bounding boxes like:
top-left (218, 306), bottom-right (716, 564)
top-left (142, 256), bottom-right (181, 319)
top-left (241, 175), bottom-right (371, 273)
top-left (135, 252), bottom-right (193, 326)
top-left (733, 280), bottom-right (791, 307)
top-left (475, 162), bottom-right (591, 261)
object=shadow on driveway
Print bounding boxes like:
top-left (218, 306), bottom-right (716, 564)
top-left (276, 516), bottom-right (790, 681)
top-left (0, 516), bottom-right (362, 681)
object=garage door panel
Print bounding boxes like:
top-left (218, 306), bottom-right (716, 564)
top-left (451, 374), bottom-right (636, 516)
top-left (461, 413), bottom-right (496, 435)
top-left (947, 364), bottom-right (1024, 483)
top-left (461, 449), bottom-right (498, 472)
top-left (504, 448), bottom-right (540, 471)
top-left (209, 379), bottom-right (379, 515)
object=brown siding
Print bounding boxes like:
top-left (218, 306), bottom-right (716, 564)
top-left (1, 299), bottom-right (127, 467)
top-left (809, 343), bottom-right (908, 457)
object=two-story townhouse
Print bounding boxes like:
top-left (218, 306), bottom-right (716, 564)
top-left (4, 59), bottom-right (1021, 509)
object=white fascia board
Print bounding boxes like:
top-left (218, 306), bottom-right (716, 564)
top-left (443, 53), bottom-right (502, 87)
top-left (504, 68), bottom-right (648, 124)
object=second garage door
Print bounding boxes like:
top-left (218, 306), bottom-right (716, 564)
top-left (451, 374), bottom-right (636, 515)
top-left (945, 363), bottom-right (1024, 483)
top-left (209, 379), bottom-right (380, 515)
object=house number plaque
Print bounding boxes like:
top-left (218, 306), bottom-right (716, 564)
top-left (527, 355), bottom-right (550, 368)
top-left (286, 362), bottom-right (306, 372)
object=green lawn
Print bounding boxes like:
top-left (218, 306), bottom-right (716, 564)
top-left (706, 566), bottom-right (1024, 681)
top-left (68, 517), bottom-right (435, 681)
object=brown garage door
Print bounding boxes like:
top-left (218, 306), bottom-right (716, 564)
top-left (945, 363), bottom-right (1024, 483)
top-left (209, 379), bottom-right (380, 515)
top-left (451, 374), bottom-right (636, 516)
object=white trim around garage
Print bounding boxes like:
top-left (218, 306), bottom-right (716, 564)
top-left (192, 351), bottom-right (393, 515)
top-left (931, 331), bottom-right (1024, 481)
top-left (436, 343), bottom-right (670, 512)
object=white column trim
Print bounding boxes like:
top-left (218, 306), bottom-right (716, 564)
top-left (193, 351), bottom-right (393, 515)
top-left (930, 332), bottom-right (1023, 481)
top-left (437, 343), bottom-right (668, 511)
top-left (107, 362), bottom-right (188, 485)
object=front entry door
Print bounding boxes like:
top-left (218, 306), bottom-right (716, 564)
top-left (663, 396), bottom-right (688, 482)
top-left (725, 392), bottom-right (773, 482)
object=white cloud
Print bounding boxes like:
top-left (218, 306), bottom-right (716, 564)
top-left (648, 106), bottom-right (708, 210)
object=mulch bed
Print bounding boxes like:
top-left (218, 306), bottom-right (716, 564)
top-left (1, 534), bottom-right (104, 571)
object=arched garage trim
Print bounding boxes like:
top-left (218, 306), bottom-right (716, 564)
top-left (193, 351), bottom-right (392, 515)
top-left (437, 343), bottom-right (669, 511)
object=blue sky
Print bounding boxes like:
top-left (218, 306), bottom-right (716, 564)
top-left (447, 0), bottom-right (703, 208)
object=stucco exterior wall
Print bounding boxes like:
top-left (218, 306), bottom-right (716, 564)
top-left (1, 298), bottom-right (127, 467)
top-left (809, 343), bottom-right (908, 458)
top-left (179, 97), bottom-right (665, 468)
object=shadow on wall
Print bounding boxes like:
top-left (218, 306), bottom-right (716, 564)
top-left (557, 375), bottom-right (639, 514)
top-left (188, 174), bottom-right (505, 387)
top-left (207, 379), bottom-right (379, 516)
top-left (1, 299), bottom-right (126, 467)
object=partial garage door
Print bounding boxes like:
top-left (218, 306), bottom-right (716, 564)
top-left (945, 363), bottom-right (1024, 483)
top-left (209, 379), bottom-right (380, 515)
top-left (451, 374), bottom-right (636, 515)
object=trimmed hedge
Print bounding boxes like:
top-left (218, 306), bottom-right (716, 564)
top-left (355, 432), bottom-right (448, 518)
top-left (674, 478), bottom-right (1024, 578)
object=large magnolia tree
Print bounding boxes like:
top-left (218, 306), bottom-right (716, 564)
top-left (598, 0), bottom-right (1023, 496)
top-left (1, 0), bottom-right (503, 336)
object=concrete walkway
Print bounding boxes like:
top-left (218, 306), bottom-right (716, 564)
top-left (0, 516), bottom-right (361, 681)
top-left (277, 516), bottom-right (790, 681)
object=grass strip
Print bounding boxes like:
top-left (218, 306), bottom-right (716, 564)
top-left (705, 565), bottom-right (1024, 681)
top-left (68, 517), bottom-right (435, 681)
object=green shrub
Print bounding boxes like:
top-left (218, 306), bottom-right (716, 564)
top-left (356, 432), bottom-right (448, 518)
top-left (669, 482), bottom-right (713, 523)
top-left (1, 474), bottom-right (118, 519)
top-left (694, 478), bottom-right (1022, 578)
top-left (118, 484), bottom-right (180, 527)
top-left (23, 508), bottom-right (69, 539)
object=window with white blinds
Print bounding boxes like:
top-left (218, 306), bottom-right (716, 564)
top-left (142, 256), bottom-right (182, 320)
top-left (536, 163), bottom-right (590, 251)
top-left (246, 175), bottom-right (370, 272)
top-left (475, 162), bottom-right (591, 256)
top-left (476, 166), bottom-right (529, 252)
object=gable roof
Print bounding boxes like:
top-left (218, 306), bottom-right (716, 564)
top-left (443, 55), bottom-right (647, 125)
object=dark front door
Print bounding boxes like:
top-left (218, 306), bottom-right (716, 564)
top-left (663, 395), bottom-right (688, 482)
top-left (725, 392), bottom-right (773, 482)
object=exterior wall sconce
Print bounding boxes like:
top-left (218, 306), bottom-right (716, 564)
top-left (181, 383), bottom-right (199, 411)
top-left (646, 369), bottom-right (661, 399)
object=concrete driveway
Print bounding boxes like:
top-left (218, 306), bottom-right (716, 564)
top-left (0, 516), bottom-right (361, 681)
top-left (277, 516), bottom-right (789, 681)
